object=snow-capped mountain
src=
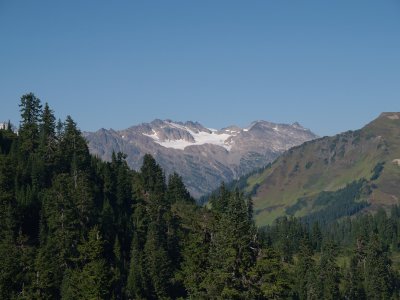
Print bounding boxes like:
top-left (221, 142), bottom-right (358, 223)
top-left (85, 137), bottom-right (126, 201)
top-left (84, 119), bottom-right (318, 198)
top-left (141, 120), bottom-right (233, 150)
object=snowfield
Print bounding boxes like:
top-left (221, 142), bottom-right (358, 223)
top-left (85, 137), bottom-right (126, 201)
top-left (143, 122), bottom-right (234, 150)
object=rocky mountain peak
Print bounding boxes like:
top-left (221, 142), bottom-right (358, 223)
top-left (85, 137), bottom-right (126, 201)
top-left (378, 112), bottom-right (400, 120)
top-left (85, 118), bottom-right (318, 198)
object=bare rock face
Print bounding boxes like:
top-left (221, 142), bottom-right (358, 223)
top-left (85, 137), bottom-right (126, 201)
top-left (84, 119), bottom-right (318, 198)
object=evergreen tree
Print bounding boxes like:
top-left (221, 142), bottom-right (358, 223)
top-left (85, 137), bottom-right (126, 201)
top-left (209, 182), bottom-right (230, 213)
top-left (61, 227), bottom-right (110, 299)
top-left (33, 238), bottom-right (64, 299)
top-left (317, 240), bottom-right (340, 300)
top-left (58, 115), bottom-right (90, 176)
top-left (294, 238), bottom-right (316, 300)
top-left (343, 256), bottom-right (365, 300)
top-left (127, 232), bottom-right (148, 300)
top-left (178, 228), bottom-right (210, 298)
top-left (42, 174), bottom-right (81, 269)
top-left (111, 236), bottom-right (123, 299)
top-left (113, 152), bottom-right (133, 257)
top-left (140, 154), bottom-right (166, 198)
top-left (364, 234), bottom-right (394, 299)
top-left (0, 205), bottom-right (19, 299)
top-left (166, 172), bottom-right (193, 204)
top-left (0, 155), bottom-right (15, 228)
top-left (311, 222), bottom-right (322, 252)
top-left (18, 93), bottom-right (42, 155)
top-left (247, 248), bottom-right (291, 299)
top-left (247, 196), bottom-right (254, 223)
top-left (144, 222), bottom-right (172, 299)
top-left (204, 189), bottom-right (256, 298)
top-left (38, 103), bottom-right (57, 186)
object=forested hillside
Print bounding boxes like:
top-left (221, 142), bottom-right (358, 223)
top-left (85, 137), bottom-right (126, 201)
top-left (239, 112), bottom-right (400, 226)
top-left (1, 93), bottom-right (400, 299)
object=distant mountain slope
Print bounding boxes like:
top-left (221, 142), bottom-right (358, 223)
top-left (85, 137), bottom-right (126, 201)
top-left (84, 119), bottom-right (317, 198)
top-left (242, 113), bottom-right (400, 226)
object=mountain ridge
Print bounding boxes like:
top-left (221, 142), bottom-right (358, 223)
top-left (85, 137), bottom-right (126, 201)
top-left (84, 118), bottom-right (318, 198)
top-left (240, 112), bottom-right (400, 226)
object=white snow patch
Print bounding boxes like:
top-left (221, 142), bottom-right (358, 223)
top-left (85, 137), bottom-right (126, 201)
top-left (143, 123), bottom-right (233, 150)
top-left (224, 129), bottom-right (239, 134)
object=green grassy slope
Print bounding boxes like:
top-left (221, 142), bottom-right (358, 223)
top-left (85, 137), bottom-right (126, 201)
top-left (246, 113), bottom-right (400, 226)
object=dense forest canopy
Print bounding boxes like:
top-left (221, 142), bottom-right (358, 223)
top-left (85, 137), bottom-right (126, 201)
top-left (1, 93), bottom-right (400, 299)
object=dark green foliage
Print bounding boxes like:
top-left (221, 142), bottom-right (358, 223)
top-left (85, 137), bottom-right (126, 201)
top-left (364, 234), bottom-right (394, 299)
top-left (0, 129), bottom-right (17, 155)
top-left (19, 93), bottom-right (42, 155)
top-left (126, 233), bottom-right (148, 299)
top-left (140, 153), bottom-right (166, 197)
top-left (178, 227), bottom-right (210, 298)
top-left (247, 248), bottom-right (291, 299)
top-left (208, 181), bottom-right (230, 213)
top-left (33, 238), bottom-right (64, 299)
top-left (166, 172), bottom-right (194, 204)
top-left (286, 180), bottom-right (370, 220)
top-left (38, 103), bottom-right (57, 187)
top-left (310, 222), bottom-right (322, 251)
top-left (205, 190), bottom-right (255, 297)
top-left (370, 161), bottom-right (385, 180)
top-left (143, 222), bottom-right (172, 299)
top-left (317, 240), bottom-right (340, 299)
top-left (61, 227), bottom-right (111, 299)
top-left (302, 179), bottom-right (370, 224)
top-left (264, 216), bottom-right (309, 262)
top-left (343, 256), bottom-right (366, 300)
top-left (58, 116), bottom-right (91, 175)
top-left (293, 239), bottom-right (317, 299)
top-left (285, 197), bottom-right (307, 215)
top-left (0, 207), bottom-right (20, 299)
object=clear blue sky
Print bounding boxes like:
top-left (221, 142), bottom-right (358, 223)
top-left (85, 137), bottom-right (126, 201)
top-left (1, 1), bottom-right (399, 136)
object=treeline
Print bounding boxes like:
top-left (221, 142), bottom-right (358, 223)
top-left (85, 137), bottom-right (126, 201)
top-left (285, 179), bottom-right (370, 225)
top-left (1, 93), bottom-right (400, 299)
